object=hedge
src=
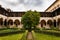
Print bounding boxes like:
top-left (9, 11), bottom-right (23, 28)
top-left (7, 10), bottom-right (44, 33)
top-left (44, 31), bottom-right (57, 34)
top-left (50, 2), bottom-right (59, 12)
top-left (21, 30), bottom-right (28, 40)
top-left (34, 30), bottom-right (60, 37)
top-left (0, 28), bottom-right (25, 36)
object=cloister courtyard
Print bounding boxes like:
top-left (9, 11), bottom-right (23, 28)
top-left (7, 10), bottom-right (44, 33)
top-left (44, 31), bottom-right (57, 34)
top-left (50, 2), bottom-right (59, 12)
top-left (0, 0), bottom-right (60, 40)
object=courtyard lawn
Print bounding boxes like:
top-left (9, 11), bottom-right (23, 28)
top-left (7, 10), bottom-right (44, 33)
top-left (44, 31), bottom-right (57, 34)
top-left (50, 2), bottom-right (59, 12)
top-left (34, 32), bottom-right (60, 40)
top-left (0, 28), bottom-right (26, 40)
top-left (0, 33), bottom-right (24, 40)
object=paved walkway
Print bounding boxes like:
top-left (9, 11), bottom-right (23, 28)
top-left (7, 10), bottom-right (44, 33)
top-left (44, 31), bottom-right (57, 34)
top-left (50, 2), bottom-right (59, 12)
top-left (27, 32), bottom-right (34, 40)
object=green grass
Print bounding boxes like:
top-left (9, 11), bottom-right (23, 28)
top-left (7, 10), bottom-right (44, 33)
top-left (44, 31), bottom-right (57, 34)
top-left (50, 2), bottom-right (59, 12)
top-left (0, 33), bottom-right (24, 40)
top-left (21, 30), bottom-right (28, 40)
top-left (34, 32), bottom-right (60, 40)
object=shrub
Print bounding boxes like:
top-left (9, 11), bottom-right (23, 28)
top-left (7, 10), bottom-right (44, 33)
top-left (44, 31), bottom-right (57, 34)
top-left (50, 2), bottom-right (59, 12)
top-left (0, 28), bottom-right (25, 36)
top-left (21, 31), bottom-right (28, 40)
top-left (34, 30), bottom-right (60, 37)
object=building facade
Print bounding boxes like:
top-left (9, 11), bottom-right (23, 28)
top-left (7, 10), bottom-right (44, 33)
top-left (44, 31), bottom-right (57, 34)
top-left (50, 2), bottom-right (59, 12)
top-left (0, 0), bottom-right (60, 28)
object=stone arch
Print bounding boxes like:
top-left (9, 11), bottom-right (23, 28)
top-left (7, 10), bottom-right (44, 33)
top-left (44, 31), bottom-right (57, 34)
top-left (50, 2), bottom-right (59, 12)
top-left (0, 18), bottom-right (3, 25)
top-left (14, 19), bottom-right (20, 27)
top-left (57, 18), bottom-right (60, 26)
top-left (40, 20), bottom-right (46, 27)
top-left (47, 20), bottom-right (53, 27)
top-left (8, 19), bottom-right (13, 25)
top-left (4, 19), bottom-right (7, 26)
top-left (53, 20), bottom-right (56, 27)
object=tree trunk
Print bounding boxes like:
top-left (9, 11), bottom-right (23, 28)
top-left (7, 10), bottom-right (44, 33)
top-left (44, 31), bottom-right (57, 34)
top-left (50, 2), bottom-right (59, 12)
top-left (28, 26), bottom-right (32, 32)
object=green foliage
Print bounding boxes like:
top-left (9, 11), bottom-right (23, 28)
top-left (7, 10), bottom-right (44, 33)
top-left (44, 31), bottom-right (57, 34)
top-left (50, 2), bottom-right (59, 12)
top-left (34, 30), bottom-right (60, 37)
top-left (21, 31), bottom-right (28, 40)
top-left (21, 10), bottom-right (40, 31)
top-left (0, 33), bottom-right (24, 40)
top-left (35, 32), bottom-right (60, 40)
top-left (0, 28), bottom-right (25, 36)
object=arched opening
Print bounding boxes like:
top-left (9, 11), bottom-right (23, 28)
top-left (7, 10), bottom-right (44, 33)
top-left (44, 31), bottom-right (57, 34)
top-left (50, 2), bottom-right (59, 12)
top-left (40, 20), bottom-right (46, 27)
top-left (47, 20), bottom-right (53, 27)
top-left (4, 19), bottom-right (7, 26)
top-left (14, 19), bottom-right (20, 27)
top-left (57, 18), bottom-right (60, 27)
top-left (0, 18), bottom-right (3, 25)
top-left (53, 20), bottom-right (56, 27)
top-left (8, 19), bottom-right (13, 25)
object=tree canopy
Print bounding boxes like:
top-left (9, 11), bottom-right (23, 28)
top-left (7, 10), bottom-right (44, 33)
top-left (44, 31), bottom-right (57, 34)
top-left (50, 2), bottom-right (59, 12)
top-left (21, 10), bottom-right (40, 31)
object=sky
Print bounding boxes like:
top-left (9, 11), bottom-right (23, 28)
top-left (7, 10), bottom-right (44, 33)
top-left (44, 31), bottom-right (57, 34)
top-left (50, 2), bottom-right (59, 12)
top-left (0, 0), bottom-right (56, 12)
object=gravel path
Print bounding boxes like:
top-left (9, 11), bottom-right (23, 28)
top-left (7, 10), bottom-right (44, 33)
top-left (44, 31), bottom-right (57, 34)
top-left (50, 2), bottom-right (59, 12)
top-left (27, 32), bottom-right (34, 40)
